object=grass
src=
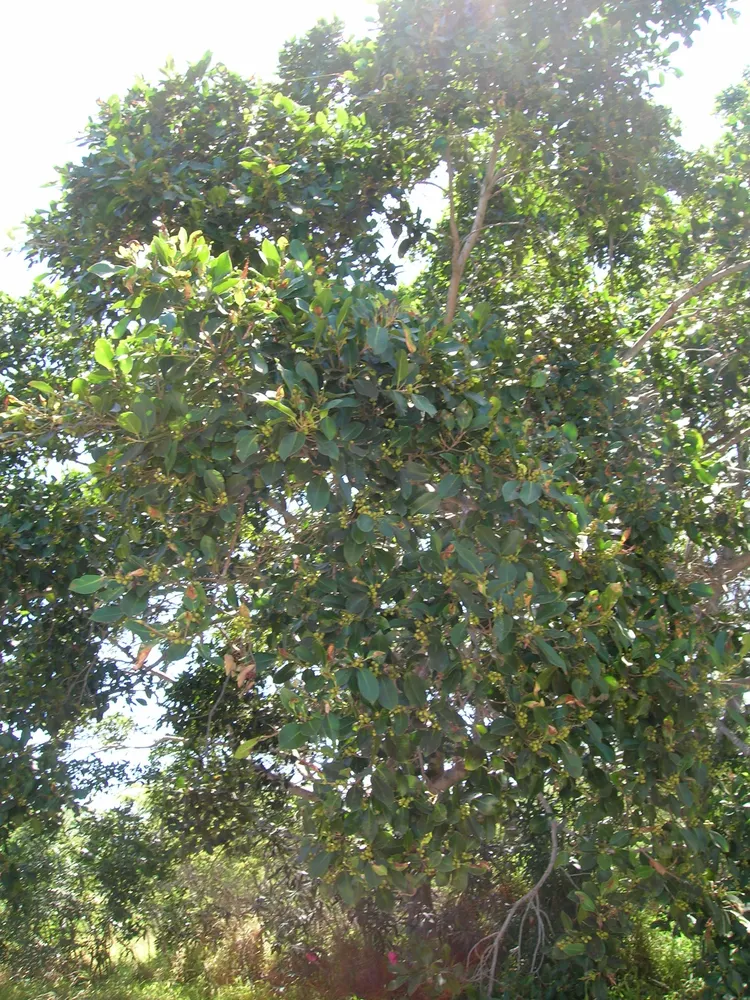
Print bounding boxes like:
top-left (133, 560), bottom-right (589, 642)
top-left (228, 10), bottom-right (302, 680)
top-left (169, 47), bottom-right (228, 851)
top-left (0, 976), bottom-right (305, 1000)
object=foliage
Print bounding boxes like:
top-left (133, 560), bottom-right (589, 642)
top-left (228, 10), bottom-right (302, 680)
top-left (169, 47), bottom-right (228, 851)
top-left (0, 805), bottom-right (173, 977)
top-left (2, 2), bottom-right (750, 997)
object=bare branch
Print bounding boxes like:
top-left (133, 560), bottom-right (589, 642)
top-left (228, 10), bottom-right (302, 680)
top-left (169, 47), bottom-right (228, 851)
top-left (221, 486), bottom-right (250, 577)
top-left (468, 795), bottom-right (559, 995)
top-left (717, 721), bottom-right (750, 757)
top-left (623, 259), bottom-right (750, 363)
top-left (445, 124), bottom-right (505, 325)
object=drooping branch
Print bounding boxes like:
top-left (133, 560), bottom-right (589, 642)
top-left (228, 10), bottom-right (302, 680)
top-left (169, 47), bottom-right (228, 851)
top-left (444, 124), bottom-right (505, 325)
top-left (622, 259), bottom-right (750, 363)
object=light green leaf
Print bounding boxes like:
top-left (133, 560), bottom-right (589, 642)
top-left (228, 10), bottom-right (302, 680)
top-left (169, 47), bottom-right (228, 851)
top-left (234, 735), bottom-right (272, 760)
top-left (94, 338), bottom-right (115, 371)
top-left (118, 411), bottom-right (142, 436)
top-left (70, 575), bottom-right (107, 595)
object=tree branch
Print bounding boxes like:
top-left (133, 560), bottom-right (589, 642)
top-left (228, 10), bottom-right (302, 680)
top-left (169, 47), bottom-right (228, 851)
top-left (250, 760), bottom-right (317, 801)
top-left (468, 795), bottom-right (559, 993)
top-left (622, 259), bottom-right (750, 363)
top-left (717, 721), bottom-right (750, 757)
top-left (444, 124), bottom-right (505, 325)
top-left (426, 760), bottom-right (467, 793)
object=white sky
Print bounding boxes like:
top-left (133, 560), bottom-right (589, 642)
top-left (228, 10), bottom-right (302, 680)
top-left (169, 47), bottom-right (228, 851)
top-left (0, 0), bottom-right (748, 298)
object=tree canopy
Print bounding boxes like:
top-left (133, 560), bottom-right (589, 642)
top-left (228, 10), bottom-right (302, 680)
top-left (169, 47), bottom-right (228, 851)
top-left (2, 1), bottom-right (750, 996)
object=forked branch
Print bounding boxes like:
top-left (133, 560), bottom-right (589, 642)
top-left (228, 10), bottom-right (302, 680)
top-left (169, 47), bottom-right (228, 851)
top-left (468, 795), bottom-right (559, 995)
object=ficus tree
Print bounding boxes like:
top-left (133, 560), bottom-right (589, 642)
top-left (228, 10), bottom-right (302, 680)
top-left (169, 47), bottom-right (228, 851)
top-left (3, 1), bottom-right (750, 995)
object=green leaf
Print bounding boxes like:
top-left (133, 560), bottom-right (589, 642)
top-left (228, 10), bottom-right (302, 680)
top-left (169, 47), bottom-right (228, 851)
top-left (90, 605), bottom-right (125, 624)
top-left (411, 491), bottom-right (440, 516)
top-left (395, 349), bottom-right (409, 386)
top-left (210, 251), bottom-right (232, 282)
top-left (278, 723), bottom-right (306, 750)
top-left (118, 411), bottom-right (142, 436)
top-left (357, 668), bottom-right (380, 703)
top-left (371, 772), bottom-right (394, 808)
top-left (279, 431), bottom-right (305, 461)
top-left (562, 422), bottom-right (578, 441)
top-left (88, 261), bottom-right (123, 278)
top-left (378, 676), bottom-right (400, 710)
top-left (289, 239), bottom-right (309, 263)
top-left (236, 430), bottom-right (259, 461)
top-left (575, 890), bottom-right (596, 912)
top-left (561, 744), bottom-right (583, 779)
top-left (308, 851), bottom-right (334, 878)
top-left (493, 614), bottom-right (513, 642)
top-left (454, 542), bottom-right (484, 576)
top-left (307, 477), bottom-right (331, 512)
top-left (94, 338), bottom-right (115, 371)
top-left (403, 672), bottom-right (427, 706)
top-left (411, 394), bottom-right (436, 417)
top-left (519, 481), bottom-right (542, 505)
top-left (200, 535), bottom-right (218, 561)
top-left (502, 479), bottom-right (521, 501)
top-left (437, 474), bottom-right (461, 499)
top-left (29, 380), bottom-right (54, 394)
top-left (295, 360), bottom-right (319, 393)
top-left (70, 575), bottom-right (107, 595)
top-left (344, 538), bottom-right (364, 566)
top-left (366, 326), bottom-right (389, 355)
top-left (535, 638), bottom-right (566, 669)
top-left (204, 469), bottom-right (224, 493)
top-left (531, 370), bottom-right (548, 387)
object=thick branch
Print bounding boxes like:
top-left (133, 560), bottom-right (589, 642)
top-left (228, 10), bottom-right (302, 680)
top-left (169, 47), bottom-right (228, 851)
top-left (714, 550), bottom-right (750, 586)
top-left (444, 125), bottom-right (504, 325)
top-left (623, 259), bottom-right (750, 363)
top-left (426, 760), bottom-right (467, 793)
